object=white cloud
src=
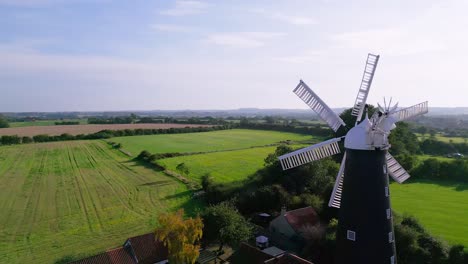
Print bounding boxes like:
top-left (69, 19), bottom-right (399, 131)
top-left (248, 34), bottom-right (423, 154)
top-left (151, 23), bottom-right (192, 32)
top-left (205, 32), bottom-right (285, 48)
top-left (251, 9), bottom-right (316, 26)
top-left (331, 28), bottom-right (446, 56)
top-left (159, 0), bottom-right (207, 16)
top-left (273, 50), bottom-right (323, 64)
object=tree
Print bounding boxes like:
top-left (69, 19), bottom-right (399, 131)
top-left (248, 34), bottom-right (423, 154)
top-left (264, 144), bottom-right (293, 166)
top-left (0, 114), bottom-right (9, 128)
top-left (201, 202), bottom-right (253, 251)
top-left (448, 245), bottom-right (466, 264)
top-left (155, 209), bottom-right (203, 264)
top-left (337, 105), bottom-right (376, 137)
top-left (176, 163), bottom-right (189, 175)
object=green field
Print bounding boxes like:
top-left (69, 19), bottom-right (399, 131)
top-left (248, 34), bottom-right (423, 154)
top-left (415, 154), bottom-right (453, 163)
top-left (9, 119), bottom-right (86, 127)
top-left (391, 180), bottom-right (468, 246)
top-left (416, 133), bottom-right (467, 144)
top-left (0, 141), bottom-right (199, 263)
top-left (157, 146), bottom-right (281, 184)
top-left (112, 129), bottom-right (318, 156)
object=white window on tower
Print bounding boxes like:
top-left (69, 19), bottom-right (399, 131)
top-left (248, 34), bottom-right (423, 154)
top-left (347, 230), bottom-right (356, 241)
top-left (387, 209), bottom-right (391, 219)
top-left (390, 255), bottom-right (395, 264)
top-left (383, 165), bottom-right (387, 174)
top-left (389, 232), bottom-right (394, 243)
top-left (385, 186), bottom-right (389, 197)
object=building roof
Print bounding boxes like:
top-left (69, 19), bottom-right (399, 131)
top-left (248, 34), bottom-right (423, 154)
top-left (70, 233), bottom-right (168, 264)
top-left (271, 253), bottom-right (314, 264)
top-left (262, 246), bottom-right (285, 257)
top-left (70, 247), bottom-right (134, 264)
top-left (126, 233), bottom-right (168, 264)
top-left (283, 207), bottom-right (318, 234)
top-left (231, 242), bottom-right (273, 264)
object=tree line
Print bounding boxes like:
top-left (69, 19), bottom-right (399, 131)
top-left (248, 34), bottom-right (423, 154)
top-left (0, 125), bottom-right (231, 146)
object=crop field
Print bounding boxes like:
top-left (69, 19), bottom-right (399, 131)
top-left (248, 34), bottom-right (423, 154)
top-left (157, 146), bottom-right (281, 184)
top-left (0, 141), bottom-right (199, 263)
top-left (9, 119), bottom-right (87, 128)
top-left (391, 180), bottom-right (468, 247)
top-left (112, 129), bottom-right (317, 156)
top-left (0, 123), bottom-right (210, 137)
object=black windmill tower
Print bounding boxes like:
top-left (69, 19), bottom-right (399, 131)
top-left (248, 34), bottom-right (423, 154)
top-left (277, 54), bottom-right (428, 264)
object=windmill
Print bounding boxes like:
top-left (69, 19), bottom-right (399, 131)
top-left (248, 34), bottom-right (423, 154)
top-left (277, 54), bottom-right (428, 264)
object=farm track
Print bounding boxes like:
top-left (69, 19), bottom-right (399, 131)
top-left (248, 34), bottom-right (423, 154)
top-left (0, 140), bottom-right (195, 263)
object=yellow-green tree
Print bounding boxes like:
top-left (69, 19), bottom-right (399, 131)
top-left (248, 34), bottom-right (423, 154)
top-left (155, 209), bottom-right (203, 264)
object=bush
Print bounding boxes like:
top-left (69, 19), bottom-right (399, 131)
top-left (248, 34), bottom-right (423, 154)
top-left (136, 150), bottom-right (152, 161)
top-left (1, 135), bottom-right (21, 145)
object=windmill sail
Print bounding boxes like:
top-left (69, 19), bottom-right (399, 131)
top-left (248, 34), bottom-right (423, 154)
top-left (293, 80), bottom-right (345, 132)
top-left (386, 153), bottom-right (411, 183)
top-left (278, 138), bottom-right (341, 170)
top-left (395, 101), bottom-right (428, 121)
top-left (329, 153), bottom-right (346, 208)
top-left (352, 53), bottom-right (380, 122)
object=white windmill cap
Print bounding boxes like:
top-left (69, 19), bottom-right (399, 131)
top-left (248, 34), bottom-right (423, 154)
top-left (344, 115), bottom-right (373, 150)
top-left (379, 114), bottom-right (398, 132)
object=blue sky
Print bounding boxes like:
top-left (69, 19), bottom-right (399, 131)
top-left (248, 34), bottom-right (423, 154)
top-left (1, 0), bottom-right (467, 112)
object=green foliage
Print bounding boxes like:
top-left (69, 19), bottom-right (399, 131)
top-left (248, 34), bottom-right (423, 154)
top-left (201, 174), bottom-right (214, 191)
top-left (411, 158), bottom-right (468, 182)
top-left (393, 215), bottom-right (451, 264)
top-left (0, 114), bottom-right (10, 128)
top-left (1, 135), bottom-right (20, 145)
top-left (264, 144), bottom-right (293, 166)
top-left (136, 150), bottom-right (152, 161)
top-left (448, 245), bottom-right (468, 264)
top-left (388, 122), bottom-right (420, 155)
top-left (201, 202), bottom-right (253, 250)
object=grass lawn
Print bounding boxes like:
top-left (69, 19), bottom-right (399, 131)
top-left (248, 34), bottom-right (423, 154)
top-left (0, 141), bottom-right (200, 264)
top-left (157, 146), bottom-right (283, 184)
top-left (9, 119), bottom-right (86, 127)
top-left (112, 129), bottom-right (319, 156)
top-left (391, 180), bottom-right (468, 247)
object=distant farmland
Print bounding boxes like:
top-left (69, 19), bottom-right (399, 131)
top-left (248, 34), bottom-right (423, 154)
top-left (0, 141), bottom-right (199, 263)
top-left (112, 129), bottom-right (318, 155)
top-left (0, 123), bottom-right (211, 137)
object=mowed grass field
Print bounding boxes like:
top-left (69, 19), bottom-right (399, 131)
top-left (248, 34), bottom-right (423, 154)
top-left (157, 146), bottom-right (279, 184)
top-left (391, 181), bottom-right (468, 246)
top-left (0, 141), bottom-right (199, 263)
top-left (112, 129), bottom-right (317, 156)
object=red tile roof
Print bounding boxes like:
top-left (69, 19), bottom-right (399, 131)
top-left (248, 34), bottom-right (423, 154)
top-left (70, 247), bottom-right (134, 264)
top-left (284, 207), bottom-right (319, 234)
top-left (126, 233), bottom-right (168, 264)
top-left (233, 242), bottom-right (272, 263)
top-left (70, 233), bottom-right (168, 264)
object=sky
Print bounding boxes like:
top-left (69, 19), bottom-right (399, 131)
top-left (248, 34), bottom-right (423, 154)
top-left (1, 0), bottom-right (467, 112)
